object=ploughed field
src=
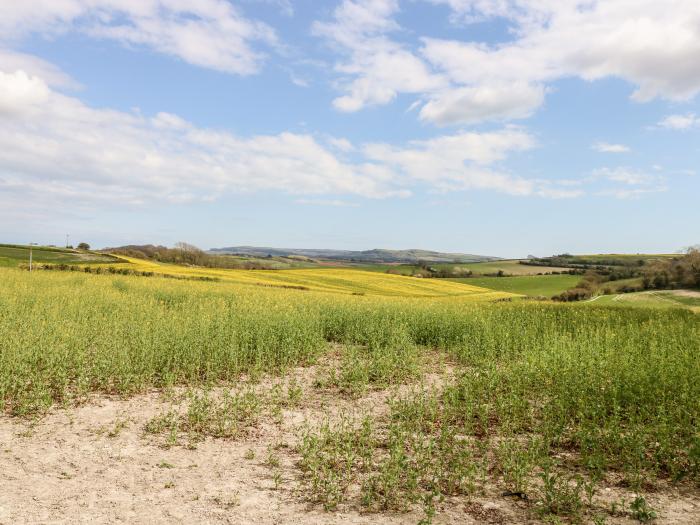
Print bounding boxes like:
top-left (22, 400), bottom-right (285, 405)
top-left (0, 267), bottom-right (698, 524)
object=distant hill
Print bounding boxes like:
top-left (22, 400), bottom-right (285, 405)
top-left (209, 246), bottom-right (499, 264)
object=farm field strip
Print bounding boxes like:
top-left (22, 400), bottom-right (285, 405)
top-left (83, 256), bottom-right (517, 298)
top-left (0, 244), bottom-right (117, 267)
top-left (448, 274), bottom-right (580, 297)
top-left (453, 259), bottom-right (572, 275)
top-left (360, 259), bottom-right (572, 276)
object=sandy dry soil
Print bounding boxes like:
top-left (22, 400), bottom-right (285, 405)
top-left (1, 360), bottom-right (698, 524)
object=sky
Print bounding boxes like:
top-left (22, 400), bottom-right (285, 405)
top-left (0, 0), bottom-right (699, 257)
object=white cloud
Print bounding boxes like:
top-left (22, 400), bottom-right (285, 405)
top-left (596, 187), bottom-right (666, 200)
top-left (313, 0), bottom-right (700, 125)
top-left (592, 142), bottom-right (630, 154)
top-left (594, 167), bottom-right (655, 186)
top-left (0, 66), bottom-right (664, 212)
top-left (658, 113), bottom-right (700, 130)
top-left (0, 70), bottom-right (50, 116)
top-left (0, 49), bottom-right (79, 89)
top-left (312, 0), bottom-right (447, 112)
top-left (591, 167), bottom-right (667, 198)
top-left (290, 73), bottom-right (310, 87)
top-left (363, 128), bottom-right (540, 194)
top-left (1, 68), bottom-right (583, 216)
top-left (420, 83), bottom-right (545, 126)
top-left (295, 199), bottom-right (360, 207)
top-left (421, 1), bottom-right (700, 101)
top-left (327, 137), bottom-right (355, 152)
top-left (0, 69), bottom-right (401, 211)
top-left (0, 0), bottom-right (277, 75)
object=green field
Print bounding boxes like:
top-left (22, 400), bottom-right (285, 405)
top-left (0, 244), bottom-right (118, 267)
top-left (573, 253), bottom-right (678, 262)
top-left (450, 274), bottom-right (581, 297)
top-left (452, 259), bottom-right (571, 275)
top-left (0, 265), bottom-right (698, 522)
top-left (525, 253), bottom-right (680, 270)
top-left (358, 259), bottom-right (571, 276)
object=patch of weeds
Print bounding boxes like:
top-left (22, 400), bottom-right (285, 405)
top-left (266, 447), bottom-right (281, 469)
top-left (212, 492), bottom-right (240, 509)
top-left (144, 389), bottom-right (261, 445)
top-left (144, 410), bottom-right (179, 435)
top-left (287, 378), bottom-right (303, 405)
top-left (417, 490), bottom-right (439, 525)
top-left (361, 422), bottom-right (474, 512)
top-left (185, 390), bottom-right (260, 439)
top-left (496, 438), bottom-right (541, 496)
top-left (244, 448), bottom-right (256, 460)
top-left (298, 415), bottom-right (375, 510)
top-left (164, 481), bottom-right (175, 489)
top-left (157, 461), bottom-right (175, 469)
top-left (591, 514), bottom-right (608, 525)
top-left (315, 341), bottom-right (422, 397)
top-left (270, 379), bottom-right (304, 410)
top-left (107, 416), bottom-right (129, 438)
top-left (630, 495), bottom-right (657, 522)
top-left (298, 407), bottom-right (476, 517)
top-left (272, 470), bottom-right (283, 490)
top-left (610, 496), bottom-right (627, 517)
top-left (535, 464), bottom-right (585, 520)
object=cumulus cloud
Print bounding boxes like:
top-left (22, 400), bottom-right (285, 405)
top-left (0, 67), bottom-right (661, 212)
top-left (0, 70), bottom-right (50, 115)
top-left (419, 83), bottom-right (545, 126)
top-left (312, 0), bottom-right (447, 112)
top-left (0, 0), bottom-right (277, 75)
top-left (0, 68), bottom-right (581, 215)
top-left (594, 167), bottom-right (656, 186)
top-left (363, 128), bottom-right (540, 194)
top-left (592, 142), bottom-right (630, 153)
top-left (0, 69), bottom-right (400, 210)
top-left (657, 113), bottom-right (700, 130)
top-left (421, 1), bottom-right (700, 101)
top-left (313, 0), bottom-right (700, 125)
top-left (295, 199), bottom-right (361, 207)
top-left (591, 167), bottom-right (667, 198)
top-left (0, 49), bottom-right (79, 89)
top-left (327, 137), bottom-right (355, 152)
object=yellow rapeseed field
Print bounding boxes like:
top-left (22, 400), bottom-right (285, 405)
top-left (97, 255), bottom-right (516, 299)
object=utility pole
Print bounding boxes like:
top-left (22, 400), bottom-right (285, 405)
top-left (29, 243), bottom-right (37, 272)
top-left (66, 234), bottom-right (70, 248)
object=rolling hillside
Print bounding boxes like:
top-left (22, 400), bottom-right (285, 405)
top-left (0, 244), bottom-right (119, 267)
top-left (210, 246), bottom-right (499, 264)
top-left (76, 255), bottom-right (516, 299)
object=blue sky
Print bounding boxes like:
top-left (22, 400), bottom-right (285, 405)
top-left (0, 0), bottom-right (698, 257)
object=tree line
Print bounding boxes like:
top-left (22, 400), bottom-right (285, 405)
top-left (104, 242), bottom-right (276, 270)
top-left (554, 249), bottom-right (700, 301)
